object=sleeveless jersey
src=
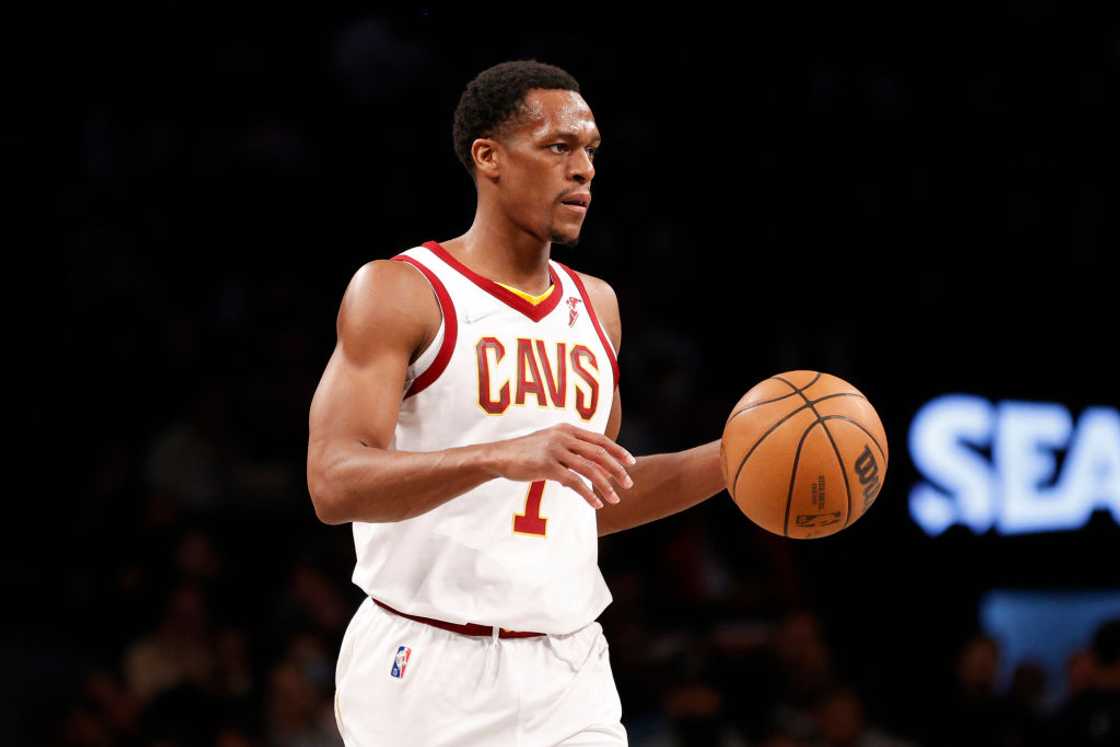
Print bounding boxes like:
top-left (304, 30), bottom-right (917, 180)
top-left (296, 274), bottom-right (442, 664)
top-left (349, 240), bottom-right (620, 635)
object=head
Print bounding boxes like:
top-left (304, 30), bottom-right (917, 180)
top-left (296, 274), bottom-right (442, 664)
top-left (775, 610), bottom-right (832, 677)
top-left (1067, 649), bottom-right (1095, 694)
top-left (161, 583), bottom-right (209, 641)
top-left (1009, 661), bottom-right (1046, 708)
top-left (1090, 617), bottom-right (1120, 689)
top-left (453, 60), bottom-right (600, 247)
top-left (956, 634), bottom-right (1000, 695)
top-left (267, 663), bottom-right (318, 729)
top-left (815, 688), bottom-right (866, 746)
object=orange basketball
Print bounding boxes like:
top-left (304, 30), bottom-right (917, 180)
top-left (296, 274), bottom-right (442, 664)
top-left (720, 371), bottom-right (888, 539)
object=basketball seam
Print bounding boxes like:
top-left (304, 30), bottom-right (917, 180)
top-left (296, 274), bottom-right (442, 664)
top-left (725, 391), bottom-right (801, 422)
top-left (773, 375), bottom-right (855, 531)
top-left (819, 415), bottom-right (888, 463)
top-left (769, 371), bottom-right (822, 395)
top-left (727, 383), bottom-right (866, 423)
top-left (730, 392), bottom-right (867, 500)
top-left (783, 420), bottom-right (820, 537)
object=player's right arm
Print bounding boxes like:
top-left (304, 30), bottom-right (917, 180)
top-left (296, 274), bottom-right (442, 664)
top-left (306, 260), bottom-right (635, 526)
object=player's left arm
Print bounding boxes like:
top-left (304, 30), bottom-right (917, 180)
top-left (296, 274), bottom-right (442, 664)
top-left (575, 272), bottom-right (725, 537)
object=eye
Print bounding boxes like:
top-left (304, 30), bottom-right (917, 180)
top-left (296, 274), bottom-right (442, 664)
top-left (549, 143), bottom-right (598, 160)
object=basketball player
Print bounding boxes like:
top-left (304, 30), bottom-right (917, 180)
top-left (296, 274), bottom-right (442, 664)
top-left (307, 60), bottom-right (726, 746)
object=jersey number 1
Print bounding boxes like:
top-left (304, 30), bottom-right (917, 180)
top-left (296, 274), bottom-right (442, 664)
top-left (513, 480), bottom-right (547, 536)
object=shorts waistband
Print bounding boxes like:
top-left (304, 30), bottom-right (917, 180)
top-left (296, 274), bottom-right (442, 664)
top-left (371, 597), bottom-right (546, 639)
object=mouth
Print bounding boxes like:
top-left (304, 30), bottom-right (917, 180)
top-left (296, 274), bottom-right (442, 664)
top-left (560, 194), bottom-right (590, 215)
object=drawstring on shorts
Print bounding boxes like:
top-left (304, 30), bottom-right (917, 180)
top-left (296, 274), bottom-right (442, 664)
top-left (475, 625), bottom-right (502, 689)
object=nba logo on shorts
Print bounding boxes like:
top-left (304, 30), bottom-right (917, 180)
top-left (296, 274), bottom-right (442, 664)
top-left (390, 645), bottom-right (412, 679)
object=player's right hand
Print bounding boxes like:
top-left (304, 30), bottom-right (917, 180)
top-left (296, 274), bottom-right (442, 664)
top-left (485, 424), bottom-right (636, 509)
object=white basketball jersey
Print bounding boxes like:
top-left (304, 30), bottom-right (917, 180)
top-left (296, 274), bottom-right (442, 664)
top-left (350, 240), bottom-right (619, 635)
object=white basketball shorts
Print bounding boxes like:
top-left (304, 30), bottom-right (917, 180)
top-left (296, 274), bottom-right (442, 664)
top-left (334, 596), bottom-right (628, 746)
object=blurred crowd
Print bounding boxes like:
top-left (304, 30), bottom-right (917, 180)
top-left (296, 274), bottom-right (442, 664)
top-left (50, 473), bottom-right (1120, 747)
top-left (40, 8), bottom-right (1119, 747)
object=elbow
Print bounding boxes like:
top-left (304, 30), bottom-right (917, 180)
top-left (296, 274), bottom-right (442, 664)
top-left (313, 495), bottom-right (348, 526)
top-left (307, 463), bottom-right (349, 525)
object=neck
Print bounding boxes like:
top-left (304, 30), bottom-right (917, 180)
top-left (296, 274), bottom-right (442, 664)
top-left (444, 203), bottom-right (553, 294)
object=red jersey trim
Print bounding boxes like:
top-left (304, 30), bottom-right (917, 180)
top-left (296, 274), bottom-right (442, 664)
top-left (392, 255), bottom-right (458, 399)
top-left (555, 262), bottom-right (620, 387)
top-left (422, 240), bottom-right (564, 323)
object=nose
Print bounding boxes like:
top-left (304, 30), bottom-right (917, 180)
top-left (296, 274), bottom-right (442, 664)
top-left (570, 149), bottom-right (595, 184)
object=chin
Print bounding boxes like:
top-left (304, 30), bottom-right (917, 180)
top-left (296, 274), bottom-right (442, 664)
top-left (550, 230), bottom-right (581, 248)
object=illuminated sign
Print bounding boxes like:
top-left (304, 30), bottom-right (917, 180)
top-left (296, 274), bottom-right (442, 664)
top-left (909, 396), bottom-right (1120, 536)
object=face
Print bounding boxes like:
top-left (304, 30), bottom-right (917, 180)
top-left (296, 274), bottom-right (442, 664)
top-left (476, 89), bottom-right (600, 246)
top-left (818, 691), bottom-right (865, 743)
top-left (958, 637), bottom-right (999, 691)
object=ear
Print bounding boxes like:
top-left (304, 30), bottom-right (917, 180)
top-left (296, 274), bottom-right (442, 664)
top-left (471, 138), bottom-right (502, 181)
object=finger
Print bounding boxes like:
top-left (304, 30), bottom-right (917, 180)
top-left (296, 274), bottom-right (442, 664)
top-left (552, 466), bottom-right (602, 509)
top-left (567, 439), bottom-right (633, 489)
top-left (560, 454), bottom-right (620, 505)
top-left (567, 426), bottom-right (636, 466)
top-left (591, 484), bottom-right (615, 508)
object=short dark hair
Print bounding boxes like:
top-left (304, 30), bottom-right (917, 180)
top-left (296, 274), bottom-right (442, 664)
top-left (452, 60), bottom-right (581, 179)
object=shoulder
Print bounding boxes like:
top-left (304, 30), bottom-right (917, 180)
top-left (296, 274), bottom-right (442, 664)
top-left (340, 258), bottom-right (435, 322)
top-left (337, 258), bottom-right (441, 363)
top-left (344, 256), bottom-right (436, 299)
top-left (565, 266), bottom-right (621, 353)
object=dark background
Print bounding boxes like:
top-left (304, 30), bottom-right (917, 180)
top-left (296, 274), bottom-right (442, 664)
top-left (14, 5), bottom-right (1119, 746)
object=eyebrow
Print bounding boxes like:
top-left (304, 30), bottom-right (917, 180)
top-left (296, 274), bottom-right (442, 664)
top-left (548, 130), bottom-right (603, 145)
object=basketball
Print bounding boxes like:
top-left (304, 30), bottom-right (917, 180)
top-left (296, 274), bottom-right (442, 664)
top-left (720, 371), bottom-right (888, 539)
